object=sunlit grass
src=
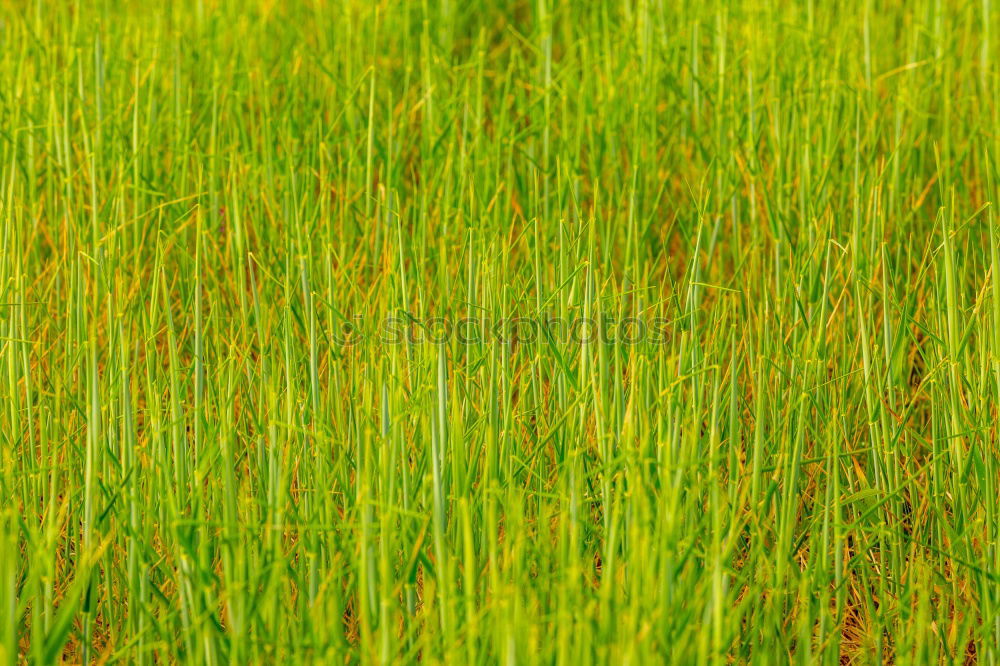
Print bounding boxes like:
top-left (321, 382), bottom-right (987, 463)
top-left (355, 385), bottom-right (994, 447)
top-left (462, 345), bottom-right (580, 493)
top-left (1, 0), bottom-right (999, 663)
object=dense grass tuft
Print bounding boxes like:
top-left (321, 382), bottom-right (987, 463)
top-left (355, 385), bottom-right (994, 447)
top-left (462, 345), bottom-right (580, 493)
top-left (1, 0), bottom-right (999, 662)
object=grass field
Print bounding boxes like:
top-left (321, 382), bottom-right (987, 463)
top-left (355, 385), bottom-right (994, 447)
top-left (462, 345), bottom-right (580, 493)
top-left (1, 0), bottom-right (999, 662)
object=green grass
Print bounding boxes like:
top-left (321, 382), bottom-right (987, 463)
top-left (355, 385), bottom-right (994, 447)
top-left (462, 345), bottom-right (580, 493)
top-left (1, 0), bottom-right (999, 662)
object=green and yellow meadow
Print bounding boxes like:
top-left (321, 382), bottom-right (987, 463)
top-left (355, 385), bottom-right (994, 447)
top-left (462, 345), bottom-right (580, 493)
top-left (1, 0), bottom-right (999, 662)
